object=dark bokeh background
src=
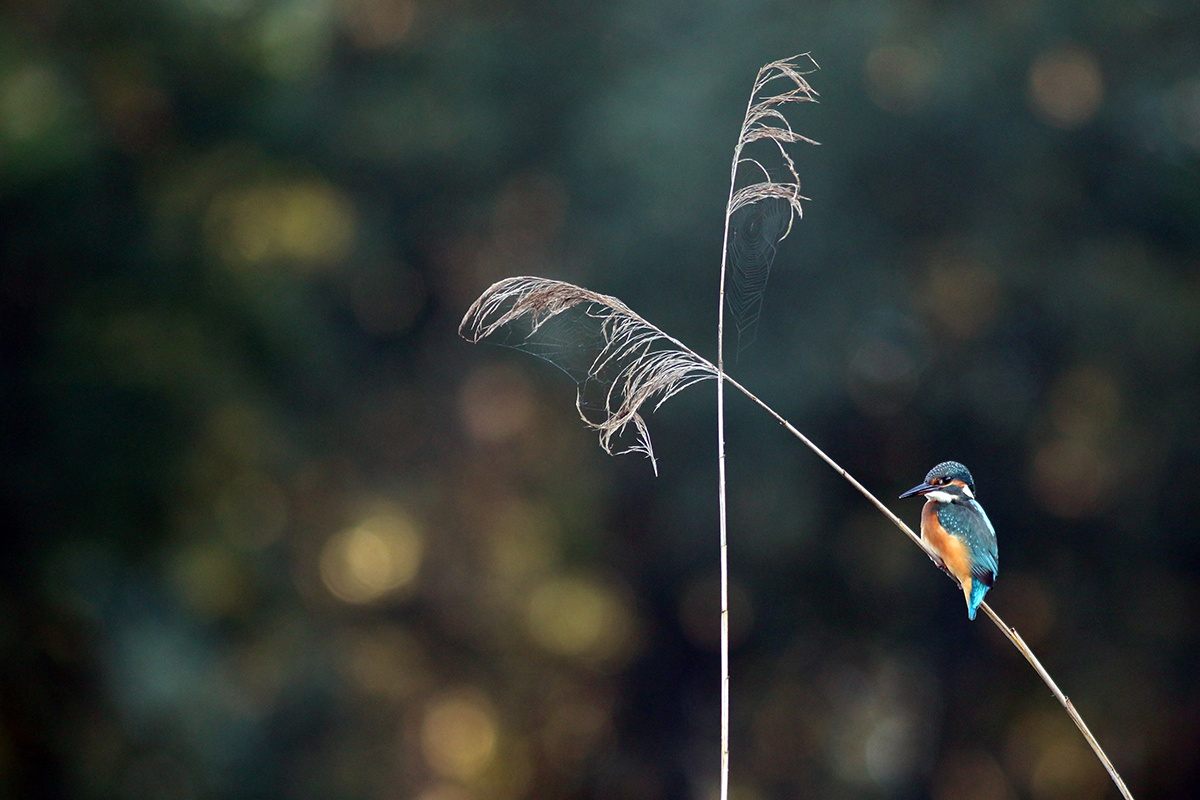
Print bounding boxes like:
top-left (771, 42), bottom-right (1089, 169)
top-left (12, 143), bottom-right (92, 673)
top-left (3, 0), bottom-right (1200, 798)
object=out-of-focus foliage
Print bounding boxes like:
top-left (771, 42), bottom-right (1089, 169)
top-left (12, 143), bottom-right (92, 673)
top-left (1, 0), bottom-right (1198, 798)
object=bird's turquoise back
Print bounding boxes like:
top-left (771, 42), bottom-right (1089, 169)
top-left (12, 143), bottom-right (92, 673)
top-left (935, 498), bottom-right (998, 620)
top-left (935, 500), bottom-right (998, 578)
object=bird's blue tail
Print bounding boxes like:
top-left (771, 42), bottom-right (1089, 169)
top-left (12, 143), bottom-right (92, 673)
top-left (967, 581), bottom-right (990, 620)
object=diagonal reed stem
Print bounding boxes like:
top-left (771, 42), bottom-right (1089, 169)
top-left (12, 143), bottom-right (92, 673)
top-left (721, 374), bottom-right (1135, 800)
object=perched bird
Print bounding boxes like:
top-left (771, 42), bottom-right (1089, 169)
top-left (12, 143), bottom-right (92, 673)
top-left (900, 461), bottom-right (998, 620)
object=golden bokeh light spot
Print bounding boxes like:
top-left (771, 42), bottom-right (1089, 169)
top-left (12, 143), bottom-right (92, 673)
top-left (205, 179), bottom-right (356, 272)
top-left (339, 0), bottom-right (418, 50)
top-left (421, 689), bottom-right (499, 780)
top-left (484, 498), bottom-right (559, 590)
top-left (459, 363), bottom-right (535, 444)
top-left (923, 245), bottom-right (1000, 341)
top-left (1006, 711), bottom-right (1106, 800)
top-left (541, 699), bottom-right (611, 769)
top-left (931, 748), bottom-right (1015, 800)
top-left (0, 64), bottom-right (68, 142)
top-left (1030, 365), bottom-right (1123, 518)
top-left (751, 683), bottom-right (814, 777)
top-left (458, 173), bottom-right (568, 301)
top-left (526, 575), bottom-right (635, 663)
top-left (865, 42), bottom-right (941, 114)
top-left (170, 541), bottom-right (254, 619)
top-left (339, 624), bottom-right (430, 699)
top-left (278, 183), bottom-right (354, 260)
top-left (835, 512), bottom-right (919, 591)
top-left (260, 0), bottom-right (333, 79)
top-left (1029, 45), bottom-right (1104, 129)
top-left (1029, 437), bottom-right (1115, 519)
top-left (93, 52), bottom-right (171, 154)
top-left (1126, 568), bottom-right (1195, 642)
top-left (1168, 79), bottom-right (1200, 151)
top-left (1030, 739), bottom-right (1105, 800)
top-left (178, 0), bottom-right (253, 19)
top-left (227, 629), bottom-right (294, 712)
top-left (489, 172), bottom-right (567, 260)
top-left (412, 783), bottom-right (474, 800)
top-left (986, 574), bottom-right (1056, 649)
top-left (99, 310), bottom-right (208, 387)
top-left (214, 471), bottom-right (289, 548)
top-left (205, 402), bottom-right (273, 466)
top-left (349, 262), bottom-right (427, 336)
top-left (1046, 366), bottom-right (1121, 440)
top-left (845, 338), bottom-right (918, 417)
top-left (320, 512), bottom-right (423, 603)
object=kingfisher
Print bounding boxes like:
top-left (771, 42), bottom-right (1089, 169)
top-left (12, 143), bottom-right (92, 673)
top-left (900, 461), bottom-right (998, 620)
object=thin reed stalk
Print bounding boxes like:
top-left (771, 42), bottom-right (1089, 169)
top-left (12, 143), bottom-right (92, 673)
top-left (716, 55), bottom-right (819, 800)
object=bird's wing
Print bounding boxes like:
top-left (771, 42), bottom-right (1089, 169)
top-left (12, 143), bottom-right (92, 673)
top-left (939, 500), bottom-right (999, 586)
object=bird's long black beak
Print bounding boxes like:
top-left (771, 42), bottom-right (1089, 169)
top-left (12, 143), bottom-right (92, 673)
top-left (899, 482), bottom-right (936, 499)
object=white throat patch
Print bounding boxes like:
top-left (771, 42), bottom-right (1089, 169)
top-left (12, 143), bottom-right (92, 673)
top-left (924, 490), bottom-right (957, 504)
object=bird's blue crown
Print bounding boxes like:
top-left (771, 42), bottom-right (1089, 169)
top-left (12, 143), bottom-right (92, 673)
top-left (925, 461), bottom-right (975, 494)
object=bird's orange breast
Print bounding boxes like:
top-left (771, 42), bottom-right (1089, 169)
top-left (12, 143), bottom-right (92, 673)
top-left (921, 501), bottom-right (972, 586)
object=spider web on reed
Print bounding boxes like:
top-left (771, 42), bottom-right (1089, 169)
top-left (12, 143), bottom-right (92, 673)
top-left (724, 55), bottom-right (819, 356)
top-left (460, 276), bottom-right (717, 474)
top-left (726, 199), bottom-right (791, 354)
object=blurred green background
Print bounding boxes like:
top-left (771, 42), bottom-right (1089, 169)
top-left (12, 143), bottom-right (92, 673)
top-left (3, 0), bottom-right (1199, 797)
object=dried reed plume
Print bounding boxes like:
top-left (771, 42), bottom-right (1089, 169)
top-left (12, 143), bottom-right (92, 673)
top-left (727, 54), bottom-right (819, 227)
top-left (459, 276), bottom-right (716, 474)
